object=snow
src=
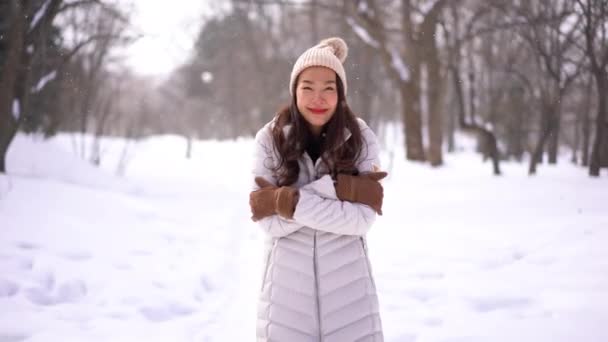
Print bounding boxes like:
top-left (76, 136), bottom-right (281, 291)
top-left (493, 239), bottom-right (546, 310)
top-left (358, 1), bottom-right (369, 14)
top-left (29, 0), bottom-right (51, 31)
top-left (346, 16), bottom-right (410, 82)
top-left (390, 47), bottom-right (411, 82)
top-left (347, 17), bottom-right (380, 49)
top-left (419, 0), bottom-right (440, 16)
top-left (12, 100), bottom-right (20, 121)
top-left (200, 72), bottom-right (213, 84)
top-left (1, 129), bottom-right (607, 341)
top-left (31, 71), bottom-right (57, 94)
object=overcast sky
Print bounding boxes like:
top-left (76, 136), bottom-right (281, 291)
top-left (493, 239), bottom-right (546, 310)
top-left (123, 1), bottom-right (215, 77)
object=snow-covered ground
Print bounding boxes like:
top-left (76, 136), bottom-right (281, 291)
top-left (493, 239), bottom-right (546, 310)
top-left (0, 132), bottom-right (607, 342)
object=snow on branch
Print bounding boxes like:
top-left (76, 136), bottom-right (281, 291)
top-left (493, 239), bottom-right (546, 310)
top-left (30, 0), bottom-right (52, 31)
top-left (357, 1), bottom-right (371, 16)
top-left (419, 0), bottom-right (437, 16)
top-left (31, 71), bottom-right (58, 93)
top-left (389, 47), bottom-right (410, 82)
top-left (419, 0), bottom-right (446, 17)
top-left (12, 100), bottom-right (20, 121)
top-left (346, 17), bottom-right (380, 48)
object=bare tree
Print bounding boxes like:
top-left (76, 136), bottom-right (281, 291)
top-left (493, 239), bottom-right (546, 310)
top-left (496, 1), bottom-right (585, 174)
top-left (442, 1), bottom-right (502, 174)
top-left (0, 0), bottom-right (28, 173)
top-left (344, 0), bottom-right (450, 164)
top-left (576, 0), bottom-right (608, 176)
top-left (0, 0), bottom-right (132, 173)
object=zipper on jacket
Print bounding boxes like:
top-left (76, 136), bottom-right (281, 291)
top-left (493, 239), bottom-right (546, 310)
top-left (360, 237), bottom-right (377, 290)
top-left (313, 230), bottom-right (323, 341)
top-left (261, 240), bottom-right (276, 292)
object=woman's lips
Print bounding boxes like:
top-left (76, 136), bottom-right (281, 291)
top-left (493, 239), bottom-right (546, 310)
top-left (308, 108), bottom-right (328, 114)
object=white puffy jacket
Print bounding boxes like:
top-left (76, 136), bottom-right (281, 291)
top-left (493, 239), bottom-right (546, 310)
top-left (252, 118), bottom-right (384, 342)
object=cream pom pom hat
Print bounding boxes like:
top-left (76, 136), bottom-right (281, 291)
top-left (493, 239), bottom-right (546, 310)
top-left (289, 37), bottom-right (349, 96)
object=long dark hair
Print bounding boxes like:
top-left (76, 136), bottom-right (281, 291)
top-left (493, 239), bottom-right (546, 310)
top-left (270, 76), bottom-right (364, 186)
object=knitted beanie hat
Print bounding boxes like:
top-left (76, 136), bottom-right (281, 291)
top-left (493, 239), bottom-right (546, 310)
top-left (289, 37), bottom-right (349, 96)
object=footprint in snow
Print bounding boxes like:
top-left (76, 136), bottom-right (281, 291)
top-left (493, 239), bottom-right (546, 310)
top-left (480, 250), bottom-right (526, 269)
top-left (113, 262), bottom-right (133, 270)
top-left (14, 241), bottom-right (40, 251)
top-left (199, 275), bottom-right (213, 291)
top-left (105, 311), bottom-right (129, 320)
top-left (405, 288), bottom-right (437, 302)
top-left (35, 271), bottom-right (55, 291)
top-left (24, 287), bottom-right (55, 306)
top-left (55, 280), bottom-right (87, 303)
top-left (25, 280), bottom-right (87, 306)
top-left (423, 317), bottom-right (443, 326)
top-left (0, 255), bottom-right (33, 271)
top-left (526, 256), bottom-right (556, 266)
top-left (60, 250), bottom-right (92, 261)
top-left (470, 295), bottom-right (532, 313)
top-left (0, 279), bottom-right (19, 297)
top-left (139, 302), bottom-right (195, 322)
top-left (130, 249), bottom-right (152, 256)
top-left (0, 335), bottom-right (29, 342)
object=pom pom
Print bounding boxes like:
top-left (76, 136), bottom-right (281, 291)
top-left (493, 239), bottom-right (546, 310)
top-left (319, 37), bottom-right (348, 63)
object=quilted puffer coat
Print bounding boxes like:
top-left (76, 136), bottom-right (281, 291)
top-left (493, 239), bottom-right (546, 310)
top-left (252, 118), bottom-right (384, 342)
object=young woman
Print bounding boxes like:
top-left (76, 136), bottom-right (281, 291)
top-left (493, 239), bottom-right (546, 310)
top-left (250, 37), bottom-right (386, 342)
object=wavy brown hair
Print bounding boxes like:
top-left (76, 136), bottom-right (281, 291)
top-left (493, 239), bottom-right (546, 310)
top-left (270, 76), bottom-right (364, 186)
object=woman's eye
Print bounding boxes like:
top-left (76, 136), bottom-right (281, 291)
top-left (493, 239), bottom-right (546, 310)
top-left (302, 87), bottom-right (312, 90)
top-left (325, 87), bottom-right (335, 91)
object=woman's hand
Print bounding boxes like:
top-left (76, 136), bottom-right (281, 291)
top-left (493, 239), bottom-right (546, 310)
top-left (334, 171), bottom-right (387, 215)
top-left (249, 177), bottom-right (300, 221)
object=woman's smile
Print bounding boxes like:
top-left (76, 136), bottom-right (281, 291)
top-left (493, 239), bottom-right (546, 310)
top-left (307, 107), bottom-right (329, 115)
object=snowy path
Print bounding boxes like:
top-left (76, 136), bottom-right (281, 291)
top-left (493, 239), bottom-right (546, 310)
top-left (1, 135), bottom-right (607, 341)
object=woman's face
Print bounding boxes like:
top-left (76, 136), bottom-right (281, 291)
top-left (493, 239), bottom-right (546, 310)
top-left (295, 66), bottom-right (338, 136)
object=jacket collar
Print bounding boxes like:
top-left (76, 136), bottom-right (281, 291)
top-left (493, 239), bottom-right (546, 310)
top-left (282, 124), bottom-right (352, 145)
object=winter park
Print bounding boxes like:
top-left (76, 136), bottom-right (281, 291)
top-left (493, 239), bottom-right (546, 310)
top-left (1, 1), bottom-right (608, 342)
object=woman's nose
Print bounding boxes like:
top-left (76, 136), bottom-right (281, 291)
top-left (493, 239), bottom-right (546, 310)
top-left (311, 91), bottom-right (326, 104)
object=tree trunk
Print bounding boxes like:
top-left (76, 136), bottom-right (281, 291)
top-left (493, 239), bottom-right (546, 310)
top-left (417, 0), bottom-right (444, 166)
top-left (424, 24), bottom-right (443, 166)
top-left (529, 103), bottom-right (553, 174)
top-left (467, 51), bottom-right (476, 125)
top-left (450, 65), bottom-right (466, 139)
top-left (589, 71), bottom-right (606, 176)
top-left (511, 91), bottom-right (525, 161)
top-left (582, 78), bottom-right (593, 167)
top-left (401, 0), bottom-right (425, 162)
top-left (446, 89), bottom-right (456, 153)
top-left (442, 6), bottom-right (500, 175)
top-left (451, 48), bottom-right (500, 175)
top-left (0, 0), bottom-right (27, 174)
top-left (426, 61), bottom-right (443, 166)
top-left (572, 103), bottom-right (580, 164)
top-left (401, 82), bottom-right (426, 161)
top-left (444, 3), bottom-right (459, 154)
top-left (547, 100), bottom-right (562, 164)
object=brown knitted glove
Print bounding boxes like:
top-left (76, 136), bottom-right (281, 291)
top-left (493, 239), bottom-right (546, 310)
top-left (335, 171), bottom-right (387, 215)
top-left (249, 177), bottom-right (299, 221)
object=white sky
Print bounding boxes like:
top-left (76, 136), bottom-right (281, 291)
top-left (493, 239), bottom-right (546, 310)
top-left (123, 1), bottom-right (214, 77)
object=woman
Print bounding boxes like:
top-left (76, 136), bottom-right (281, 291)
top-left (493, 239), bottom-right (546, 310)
top-left (250, 37), bottom-right (386, 342)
